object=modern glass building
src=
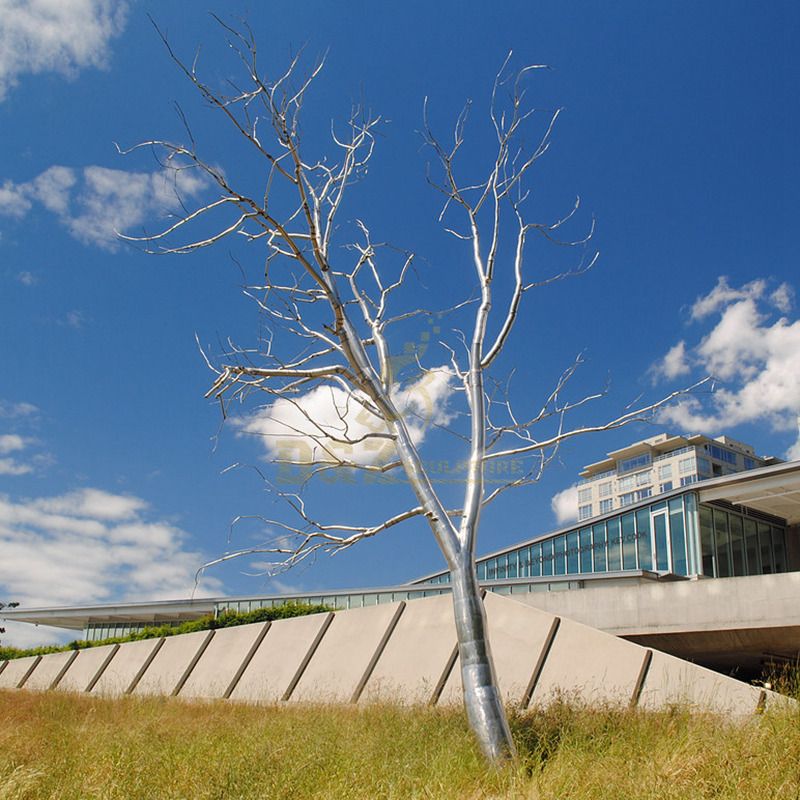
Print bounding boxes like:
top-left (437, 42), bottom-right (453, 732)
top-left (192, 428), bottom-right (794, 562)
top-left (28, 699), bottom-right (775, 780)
top-left (416, 487), bottom-right (789, 587)
top-left (4, 457), bottom-right (799, 671)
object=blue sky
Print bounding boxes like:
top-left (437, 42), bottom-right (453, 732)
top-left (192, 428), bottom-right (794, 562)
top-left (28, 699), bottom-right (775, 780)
top-left (1, 1), bottom-right (798, 646)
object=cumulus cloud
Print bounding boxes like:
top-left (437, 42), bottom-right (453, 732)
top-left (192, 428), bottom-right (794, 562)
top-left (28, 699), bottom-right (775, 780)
top-left (0, 165), bottom-right (208, 251)
top-left (0, 0), bottom-right (128, 102)
top-left (0, 416), bottom-right (53, 477)
top-left (0, 434), bottom-right (29, 454)
top-left (656, 277), bottom-right (800, 459)
top-left (241, 367), bottom-right (456, 466)
top-left (550, 484), bottom-right (578, 525)
top-left (653, 340), bottom-right (690, 381)
top-left (0, 486), bottom-right (223, 646)
top-left (689, 276), bottom-right (767, 321)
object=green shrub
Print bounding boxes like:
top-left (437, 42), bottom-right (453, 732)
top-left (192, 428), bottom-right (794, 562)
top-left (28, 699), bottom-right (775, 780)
top-left (0, 601), bottom-right (331, 661)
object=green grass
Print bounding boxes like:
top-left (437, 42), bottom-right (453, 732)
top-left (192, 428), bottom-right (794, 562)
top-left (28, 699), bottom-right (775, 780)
top-left (0, 691), bottom-right (798, 799)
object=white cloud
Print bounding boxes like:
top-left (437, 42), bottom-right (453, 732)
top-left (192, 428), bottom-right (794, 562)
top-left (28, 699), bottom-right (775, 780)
top-left (241, 366), bottom-right (456, 466)
top-left (16, 271), bottom-right (36, 286)
top-left (0, 486), bottom-right (223, 647)
top-left (654, 340), bottom-right (690, 381)
top-left (690, 276), bottom-right (767, 320)
top-left (657, 278), bottom-right (800, 458)
top-left (771, 282), bottom-right (794, 314)
top-left (0, 179), bottom-right (30, 217)
top-left (0, 165), bottom-right (208, 251)
top-left (32, 488), bottom-right (146, 521)
top-left (0, 400), bottom-right (38, 419)
top-left (0, 621), bottom-right (71, 650)
top-left (0, 0), bottom-right (129, 102)
top-left (0, 429), bottom-right (47, 476)
top-left (0, 458), bottom-right (32, 476)
top-left (551, 484), bottom-right (578, 525)
top-left (61, 309), bottom-right (88, 329)
top-left (0, 434), bottom-right (28, 454)
top-left (28, 165), bottom-right (76, 214)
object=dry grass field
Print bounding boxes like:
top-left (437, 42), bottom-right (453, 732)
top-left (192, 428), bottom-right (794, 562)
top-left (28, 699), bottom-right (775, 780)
top-left (0, 690), bottom-right (798, 799)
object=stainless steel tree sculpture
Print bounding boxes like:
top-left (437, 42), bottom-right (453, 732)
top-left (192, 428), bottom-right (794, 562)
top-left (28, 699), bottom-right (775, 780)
top-left (126, 23), bottom-right (696, 762)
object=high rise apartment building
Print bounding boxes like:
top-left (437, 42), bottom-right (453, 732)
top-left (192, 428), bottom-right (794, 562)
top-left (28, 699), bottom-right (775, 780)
top-left (576, 433), bottom-right (778, 521)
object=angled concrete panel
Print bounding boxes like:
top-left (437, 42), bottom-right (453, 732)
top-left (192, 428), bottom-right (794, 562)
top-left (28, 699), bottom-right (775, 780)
top-left (439, 592), bottom-right (558, 706)
top-left (132, 630), bottom-right (213, 697)
top-left (230, 612), bottom-right (333, 704)
top-left (179, 622), bottom-right (270, 700)
top-left (639, 648), bottom-right (763, 714)
top-left (56, 645), bottom-right (119, 693)
top-left (23, 650), bottom-right (77, 691)
top-left (361, 595), bottom-right (455, 704)
top-left (530, 615), bottom-right (646, 707)
top-left (0, 656), bottom-right (41, 689)
top-left (91, 638), bottom-right (163, 697)
top-left (290, 602), bottom-right (403, 703)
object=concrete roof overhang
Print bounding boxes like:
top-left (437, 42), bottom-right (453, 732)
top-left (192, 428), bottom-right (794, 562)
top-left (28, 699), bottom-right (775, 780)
top-left (698, 460), bottom-right (800, 525)
top-left (0, 597), bottom-right (218, 631)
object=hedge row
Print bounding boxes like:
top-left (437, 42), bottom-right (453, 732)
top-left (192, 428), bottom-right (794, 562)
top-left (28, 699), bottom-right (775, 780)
top-left (0, 601), bottom-right (331, 661)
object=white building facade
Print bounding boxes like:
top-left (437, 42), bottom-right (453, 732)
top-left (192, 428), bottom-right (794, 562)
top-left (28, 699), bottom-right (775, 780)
top-left (576, 433), bottom-right (777, 522)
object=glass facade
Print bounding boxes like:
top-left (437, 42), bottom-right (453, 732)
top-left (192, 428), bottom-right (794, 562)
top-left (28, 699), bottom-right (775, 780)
top-left (420, 492), bottom-right (790, 586)
top-left (697, 504), bottom-right (788, 578)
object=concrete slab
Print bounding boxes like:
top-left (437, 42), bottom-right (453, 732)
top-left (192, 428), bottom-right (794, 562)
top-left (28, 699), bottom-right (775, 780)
top-left (132, 630), bottom-right (214, 697)
top-left (91, 638), bottom-right (164, 697)
top-left (290, 603), bottom-right (403, 704)
top-left (439, 592), bottom-right (558, 706)
top-left (179, 622), bottom-right (270, 700)
top-left (530, 615), bottom-right (647, 708)
top-left (638, 649), bottom-right (763, 714)
top-left (0, 656), bottom-right (41, 689)
top-left (23, 650), bottom-right (77, 691)
top-left (360, 596), bottom-right (455, 704)
top-left (229, 612), bottom-right (333, 705)
top-left (56, 645), bottom-right (119, 693)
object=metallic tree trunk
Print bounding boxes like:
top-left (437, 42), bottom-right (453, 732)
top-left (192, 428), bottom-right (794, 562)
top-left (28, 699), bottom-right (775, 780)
top-left (450, 561), bottom-right (517, 763)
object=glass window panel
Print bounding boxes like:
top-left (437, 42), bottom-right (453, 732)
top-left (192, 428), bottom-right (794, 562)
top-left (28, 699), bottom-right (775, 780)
top-left (517, 548), bottom-right (529, 578)
top-left (553, 536), bottom-right (567, 575)
top-left (496, 554), bottom-right (508, 580)
top-left (607, 517), bottom-right (622, 571)
top-left (744, 519), bottom-right (760, 575)
top-left (621, 513), bottom-right (637, 570)
top-left (713, 509), bottom-right (732, 578)
top-left (758, 522), bottom-right (774, 574)
top-left (530, 544), bottom-right (542, 578)
top-left (566, 531), bottom-right (579, 574)
top-left (579, 528), bottom-right (593, 573)
top-left (653, 513), bottom-right (669, 571)
top-left (507, 551), bottom-right (518, 579)
top-left (772, 526), bottom-right (788, 573)
top-left (669, 505), bottom-right (688, 575)
top-left (541, 539), bottom-right (554, 577)
top-left (636, 509), bottom-right (652, 571)
top-left (699, 506), bottom-right (715, 576)
top-left (729, 515), bottom-right (745, 576)
top-left (592, 523), bottom-right (607, 572)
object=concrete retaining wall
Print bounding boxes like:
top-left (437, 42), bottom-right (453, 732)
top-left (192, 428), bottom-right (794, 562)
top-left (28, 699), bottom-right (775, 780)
top-left (1, 593), bottom-right (785, 715)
